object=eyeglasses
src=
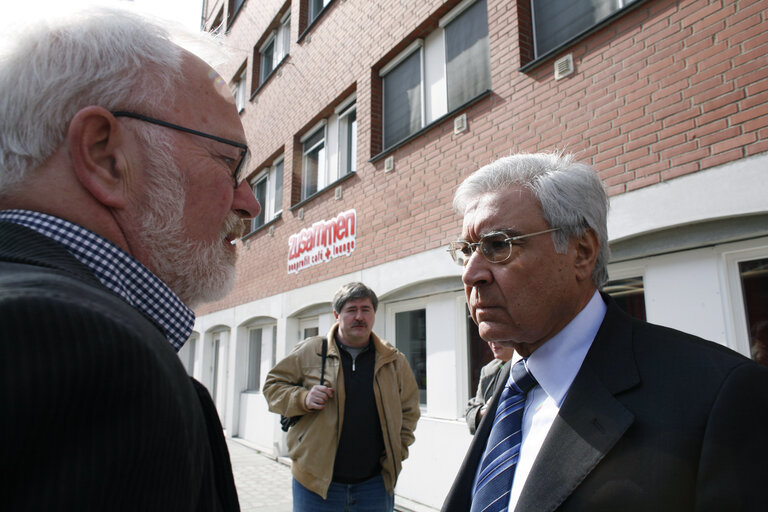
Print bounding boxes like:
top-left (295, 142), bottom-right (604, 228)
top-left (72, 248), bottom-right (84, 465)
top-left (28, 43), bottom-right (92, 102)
top-left (447, 227), bottom-right (560, 266)
top-left (111, 111), bottom-right (249, 187)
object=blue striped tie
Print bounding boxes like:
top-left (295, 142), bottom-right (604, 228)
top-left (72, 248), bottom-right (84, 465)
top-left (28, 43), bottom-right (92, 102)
top-left (470, 359), bottom-right (537, 512)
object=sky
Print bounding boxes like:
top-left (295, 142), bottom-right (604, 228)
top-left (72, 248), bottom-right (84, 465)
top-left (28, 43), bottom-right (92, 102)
top-left (14, 0), bottom-right (205, 31)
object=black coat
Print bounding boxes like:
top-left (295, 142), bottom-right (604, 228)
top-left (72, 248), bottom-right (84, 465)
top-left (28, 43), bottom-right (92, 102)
top-left (443, 294), bottom-right (768, 512)
top-left (0, 221), bottom-right (239, 511)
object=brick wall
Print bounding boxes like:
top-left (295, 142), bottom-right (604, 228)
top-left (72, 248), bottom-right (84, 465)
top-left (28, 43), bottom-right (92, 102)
top-left (196, 0), bottom-right (768, 315)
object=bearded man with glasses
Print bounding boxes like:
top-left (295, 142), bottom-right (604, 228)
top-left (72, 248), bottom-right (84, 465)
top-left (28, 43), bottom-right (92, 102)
top-left (0, 7), bottom-right (259, 510)
top-left (442, 152), bottom-right (768, 512)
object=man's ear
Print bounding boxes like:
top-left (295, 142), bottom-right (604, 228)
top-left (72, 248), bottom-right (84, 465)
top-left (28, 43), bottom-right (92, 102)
top-left (573, 228), bottom-right (600, 282)
top-left (67, 107), bottom-right (130, 209)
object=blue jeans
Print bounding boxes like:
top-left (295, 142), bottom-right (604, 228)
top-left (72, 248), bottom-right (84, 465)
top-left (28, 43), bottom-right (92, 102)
top-left (292, 475), bottom-right (394, 512)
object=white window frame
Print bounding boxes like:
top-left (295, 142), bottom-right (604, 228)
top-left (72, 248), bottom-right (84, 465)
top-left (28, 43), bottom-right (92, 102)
top-left (380, 0), bottom-right (489, 149)
top-left (259, 11), bottom-right (291, 85)
top-left (300, 93), bottom-right (357, 200)
top-left (250, 155), bottom-right (284, 231)
top-left (232, 67), bottom-right (247, 113)
top-left (301, 121), bottom-right (327, 200)
top-left (721, 239), bottom-right (768, 358)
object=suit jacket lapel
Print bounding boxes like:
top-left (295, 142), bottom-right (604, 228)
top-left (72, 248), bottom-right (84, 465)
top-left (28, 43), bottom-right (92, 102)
top-left (515, 299), bottom-right (640, 512)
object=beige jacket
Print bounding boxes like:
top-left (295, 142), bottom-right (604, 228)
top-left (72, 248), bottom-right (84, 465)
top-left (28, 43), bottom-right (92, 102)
top-left (263, 324), bottom-right (420, 498)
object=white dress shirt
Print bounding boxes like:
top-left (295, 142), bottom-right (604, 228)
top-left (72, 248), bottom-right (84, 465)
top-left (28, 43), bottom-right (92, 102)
top-left (507, 290), bottom-right (607, 510)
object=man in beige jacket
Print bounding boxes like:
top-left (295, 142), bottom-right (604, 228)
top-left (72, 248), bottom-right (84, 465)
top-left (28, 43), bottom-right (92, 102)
top-left (264, 282), bottom-right (420, 511)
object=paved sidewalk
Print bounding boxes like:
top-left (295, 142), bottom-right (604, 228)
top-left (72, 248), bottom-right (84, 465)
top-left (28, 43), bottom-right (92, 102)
top-left (227, 438), bottom-right (293, 512)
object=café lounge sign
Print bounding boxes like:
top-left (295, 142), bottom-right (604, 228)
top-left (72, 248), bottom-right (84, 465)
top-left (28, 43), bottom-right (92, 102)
top-left (287, 209), bottom-right (357, 274)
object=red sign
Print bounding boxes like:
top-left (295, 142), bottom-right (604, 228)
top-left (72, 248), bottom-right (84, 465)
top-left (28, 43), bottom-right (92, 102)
top-left (287, 209), bottom-right (357, 274)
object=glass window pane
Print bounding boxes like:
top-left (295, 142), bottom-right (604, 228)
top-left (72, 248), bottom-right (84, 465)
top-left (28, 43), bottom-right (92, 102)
top-left (739, 258), bottom-right (768, 367)
top-left (247, 328), bottom-right (262, 391)
top-left (383, 49), bottom-right (422, 149)
top-left (251, 178), bottom-right (267, 229)
top-left (604, 276), bottom-right (646, 321)
top-left (304, 326), bottom-right (319, 338)
top-left (303, 129), bottom-right (325, 199)
top-left (445, 0), bottom-right (490, 110)
top-left (273, 161), bottom-right (283, 213)
top-left (395, 309), bottom-right (427, 404)
top-left (532, 0), bottom-right (632, 57)
top-left (261, 40), bottom-right (275, 83)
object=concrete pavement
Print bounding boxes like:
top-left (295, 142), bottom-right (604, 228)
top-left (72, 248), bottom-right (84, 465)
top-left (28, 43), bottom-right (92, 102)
top-left (227, 438), bottom-right (293, 512)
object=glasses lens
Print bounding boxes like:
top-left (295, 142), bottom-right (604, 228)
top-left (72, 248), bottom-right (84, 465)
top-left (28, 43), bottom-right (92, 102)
top-left (480, 234), bottom-right (512, 263)
top-left (449, 242), bottom-right (471, 266)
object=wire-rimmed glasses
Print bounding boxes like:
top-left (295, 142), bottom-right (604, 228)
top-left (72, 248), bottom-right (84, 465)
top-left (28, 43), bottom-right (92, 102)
top-left (447, 227), bottom-right (561, 266)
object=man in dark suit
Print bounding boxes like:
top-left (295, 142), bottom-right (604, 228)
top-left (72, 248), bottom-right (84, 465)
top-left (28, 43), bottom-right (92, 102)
top-left (0, 7), bottom-right (260, 510)
top-left (442, 153), bottom-right (768, 511)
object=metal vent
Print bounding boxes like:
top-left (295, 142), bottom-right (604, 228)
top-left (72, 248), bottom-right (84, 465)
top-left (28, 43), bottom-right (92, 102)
top-left (454, 113), bottom-right (467, 134)
top-left (335, 185), bottom-right (343, 200)
top-left (554, 54), bottom-right (574, 80)
top-left (384, 156), bottom-right (394, 173)
top-left (298, 207), bottom-right (304, 220)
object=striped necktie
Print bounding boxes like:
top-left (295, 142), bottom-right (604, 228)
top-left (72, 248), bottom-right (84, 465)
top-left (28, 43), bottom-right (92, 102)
top-left (470, 359), bottom-right (537, 512)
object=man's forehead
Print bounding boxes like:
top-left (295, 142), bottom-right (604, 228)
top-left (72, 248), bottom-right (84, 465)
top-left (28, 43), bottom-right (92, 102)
top-left (460, 187), bottom-right (537, 236)
top-left (342, 297), bottom-right (374, 309)
top-left (171, 53), bottom-right (244, 140)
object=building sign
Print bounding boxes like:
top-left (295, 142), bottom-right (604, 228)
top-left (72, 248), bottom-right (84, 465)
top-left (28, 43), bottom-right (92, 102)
top-left (287, 209), bottom-right (357, 274)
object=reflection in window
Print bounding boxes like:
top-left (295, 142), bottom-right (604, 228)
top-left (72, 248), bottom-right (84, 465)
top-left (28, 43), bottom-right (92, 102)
top-left (604, 276), bottom-right (646, 320)
top-left (531, 0), bottom-right (639, 57)
top-left (739, 258), bottom-right (768, 367)
top-left (396, 309), bottom-right (427, 404)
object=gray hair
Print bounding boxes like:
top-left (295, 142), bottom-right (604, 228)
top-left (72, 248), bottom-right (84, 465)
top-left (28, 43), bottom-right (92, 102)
top-left (0, 7), bottom-right (217, 194)
top-left (333, 282), bottom-right (379, 313)
top-left (453, 152), bottom-right (610, 288)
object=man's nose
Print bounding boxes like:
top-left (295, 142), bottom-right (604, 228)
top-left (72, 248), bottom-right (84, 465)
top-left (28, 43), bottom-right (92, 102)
top-left (232, 179), bottom-right (261, 219)
top-left (462, 248), bottom-right (492, 287)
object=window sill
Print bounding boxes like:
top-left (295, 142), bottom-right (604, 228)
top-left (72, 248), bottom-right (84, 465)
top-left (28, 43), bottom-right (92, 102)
top-left (290, 171), bottom-right (356, 211)
top-left (370, 89), bottom-right (491, 163)
top-left (242, 212), bottom-right (282, 241)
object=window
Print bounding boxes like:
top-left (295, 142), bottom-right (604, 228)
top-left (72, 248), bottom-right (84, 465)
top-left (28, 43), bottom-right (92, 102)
top-left (250, 156), bottom-right (284, 231)
top-left (338, 102), bottom-right (357, 176)
top-left (531, 0), bottom-right (639, 58)
top-left (381, 0), bottom-right (489, 150)
top-left (739, 258), bottom-right (768, 368)
top-left (209, 8), bottom-right (224, 35)
top-left (395, 309), bottom-right (427, 404)
top-left (309, 0), bottom-right (330, 25)
top-left (232, 67), bottom-right (247, 113)
top-left (229, 0), bottom-right (246, 27)
top-left (247, 328), bottom-right (262, 391)
top-left (259, 11), bottom-right (291, 85)
top-left (301, 125), bottom-right (325, 199)
top-left (299, 95), bottom-right (357, 201)
top-left (604, 276), bottom-right (646, 321)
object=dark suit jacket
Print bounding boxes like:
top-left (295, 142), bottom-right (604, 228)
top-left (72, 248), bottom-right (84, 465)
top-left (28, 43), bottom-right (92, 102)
top-left (0, 221), bottom-right (239, 511)
top-left (443, 294), bottom-right (768, 512)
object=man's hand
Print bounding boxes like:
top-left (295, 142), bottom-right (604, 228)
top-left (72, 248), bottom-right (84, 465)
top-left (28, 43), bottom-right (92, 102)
top-left (305, 385), bottom-right (334, 410)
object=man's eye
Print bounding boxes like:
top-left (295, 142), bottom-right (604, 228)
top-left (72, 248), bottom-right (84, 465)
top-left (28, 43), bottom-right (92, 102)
top-left (458, 244), bottom-right (473, 256)
top-left (483, 237), bottom-right (510, 256)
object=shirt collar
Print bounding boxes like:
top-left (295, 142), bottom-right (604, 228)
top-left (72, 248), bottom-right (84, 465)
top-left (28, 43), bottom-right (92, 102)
top-left (0, 209), bottom-right (194, 351)
top-left (514, 290), bottom-right (607, 406)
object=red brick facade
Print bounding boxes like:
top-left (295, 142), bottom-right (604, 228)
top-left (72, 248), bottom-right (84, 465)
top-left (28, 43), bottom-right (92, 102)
top-left (198, 0), bottom-right (768, 315)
